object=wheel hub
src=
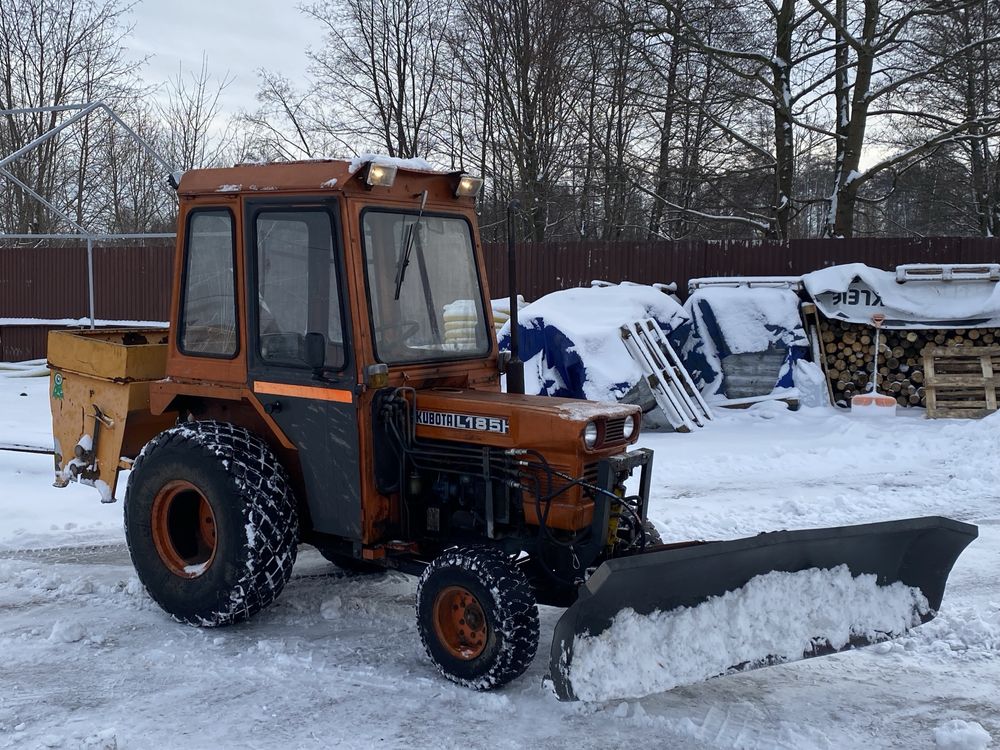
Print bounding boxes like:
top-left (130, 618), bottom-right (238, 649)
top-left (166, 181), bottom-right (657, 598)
top-left (432, 586), bottom-right (488, 660)
top-left (150, 479), bottom-right (217, 578)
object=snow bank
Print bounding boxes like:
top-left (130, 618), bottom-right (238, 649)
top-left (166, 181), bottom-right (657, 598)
top-left (496, 285), bottom-right (690, 401)
top-left (803, 263), bottom-right (1000, 327)
top-left (933, 720), bottom-right (992, 749)
top-left (569, 565), bottom-right (928, 702)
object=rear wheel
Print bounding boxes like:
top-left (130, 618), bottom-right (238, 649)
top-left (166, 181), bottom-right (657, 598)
top-left (124, 421), bottom-right (298, 626)
top-left (416, 546), bottom-right (539, 690)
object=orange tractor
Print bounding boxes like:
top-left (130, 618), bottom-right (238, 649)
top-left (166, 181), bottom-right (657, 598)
top-left (47, 158), bottom-right (976, 698)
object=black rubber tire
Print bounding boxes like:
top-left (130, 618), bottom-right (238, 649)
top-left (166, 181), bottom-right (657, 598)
top-left (124, 421), bottom-right (298, 626)
top-left (416, 546), bottom-right (539, 690)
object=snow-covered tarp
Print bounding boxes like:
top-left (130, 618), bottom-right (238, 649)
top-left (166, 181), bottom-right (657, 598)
top-left (684, 287), bottom-right (809, 398)
top-left (497, 285), bottom-right (692, 401)
top-left (803, 263), bottom-right (1000, 329)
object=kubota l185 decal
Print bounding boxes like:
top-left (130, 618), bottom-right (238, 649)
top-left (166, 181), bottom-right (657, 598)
top-left (416, 409), bottom-right (509, 434)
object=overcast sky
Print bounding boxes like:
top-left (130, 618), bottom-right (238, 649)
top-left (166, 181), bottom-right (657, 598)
top-left (126, 0), bottom-right (327, 116)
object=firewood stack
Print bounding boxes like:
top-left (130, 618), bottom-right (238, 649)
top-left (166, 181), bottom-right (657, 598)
top-left (817, 319), bottom-right (1000, 407)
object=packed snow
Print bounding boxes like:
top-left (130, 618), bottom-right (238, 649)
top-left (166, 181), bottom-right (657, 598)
top-left (0, 374), bottom-right (998, 748)
top-left (569, 565), bottom-right (928, 702)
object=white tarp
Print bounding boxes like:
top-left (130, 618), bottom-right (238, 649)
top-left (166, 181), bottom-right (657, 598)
top-left (802, 263), bottom-right (1000, 329)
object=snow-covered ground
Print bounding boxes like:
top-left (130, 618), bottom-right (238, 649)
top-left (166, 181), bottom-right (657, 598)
top-left (0, 374), bottom-right (997, 749)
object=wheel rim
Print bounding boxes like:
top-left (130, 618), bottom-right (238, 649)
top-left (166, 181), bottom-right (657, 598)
top-left (432, 585), bottom-right (488, 660)
top-left (150, 480), bottom-right (218, 579)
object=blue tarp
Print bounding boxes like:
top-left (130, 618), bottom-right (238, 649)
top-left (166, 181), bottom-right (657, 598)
top-left (498, 317), bottom-right (697, 400)
top-left (684, 288), bottom-right (809, 397)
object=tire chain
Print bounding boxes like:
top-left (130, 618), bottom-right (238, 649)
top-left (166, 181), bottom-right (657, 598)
top-left (417, 545), bottom-right (540, 690)
top-left (127, 420), bottom-right (299, 626)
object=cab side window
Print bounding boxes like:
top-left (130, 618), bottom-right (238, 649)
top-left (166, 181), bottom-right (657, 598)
top-left (256, 210), bottom-right (346, 370)
top-left (179, 209), bottom-right (238, 357)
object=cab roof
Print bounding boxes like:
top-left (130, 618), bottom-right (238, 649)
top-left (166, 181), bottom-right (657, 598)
top-left (176, 157), bottom-right (454, 197)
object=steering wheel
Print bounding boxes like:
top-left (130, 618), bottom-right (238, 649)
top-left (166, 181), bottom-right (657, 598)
top-left (374, 319), bottom-right (421, 341)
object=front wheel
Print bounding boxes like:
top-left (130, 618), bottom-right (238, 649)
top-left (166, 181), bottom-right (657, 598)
top-left (416, 546), bottom-right (539, 690)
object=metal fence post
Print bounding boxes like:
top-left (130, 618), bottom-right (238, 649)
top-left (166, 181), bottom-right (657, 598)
top-left (86, 237), bottom-right (95, 329)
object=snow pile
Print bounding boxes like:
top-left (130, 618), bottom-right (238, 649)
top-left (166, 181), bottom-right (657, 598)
top-left (0, 358), bottom-right (47, 378)
top-left (496, 284), bottom-right (691, 401)
top-left (903, 604), bottom-right (1000, 659)
top-left (933, 720), bottom-right (992, 749)
top-left (569, 565), bottom-right (928, 702)
top-left (803, 263), bottom-right (1000, 327)
top-left (684, 286), bottom-right (809, 398)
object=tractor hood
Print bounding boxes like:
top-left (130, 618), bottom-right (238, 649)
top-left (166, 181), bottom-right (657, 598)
top-left (412, 388), bottom-right (641, 456)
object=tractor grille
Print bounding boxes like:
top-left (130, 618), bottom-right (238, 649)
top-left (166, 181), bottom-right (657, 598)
top-left (583, 461), bottom-right (600, 486)
top-left (604, 417), bottom-right (628, 444)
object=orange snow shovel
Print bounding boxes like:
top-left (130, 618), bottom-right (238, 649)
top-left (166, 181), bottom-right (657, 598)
top-left (852, 314), bottom-right (897, 415)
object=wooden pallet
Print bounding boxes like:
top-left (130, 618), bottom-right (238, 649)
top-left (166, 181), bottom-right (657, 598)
top-left (923, 346), bottom-right (1000, 419)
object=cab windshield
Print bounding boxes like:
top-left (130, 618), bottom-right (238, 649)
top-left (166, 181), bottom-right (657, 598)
top-left (362, 210), bottom-right (491, 364)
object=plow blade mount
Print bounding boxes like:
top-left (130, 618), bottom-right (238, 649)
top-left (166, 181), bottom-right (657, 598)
top-left (549, 516), bottom-right (977, 701)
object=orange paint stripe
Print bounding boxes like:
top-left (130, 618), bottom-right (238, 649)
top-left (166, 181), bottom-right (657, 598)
top-left (253, 381), bottom-right (353, 404)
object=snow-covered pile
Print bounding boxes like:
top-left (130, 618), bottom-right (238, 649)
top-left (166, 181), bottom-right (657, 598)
top-left (684, 286), bottom-right (809, 398)
top-left (497, 285), bottom-right (690, 401)
top-left (569, 565), bottom-right (928, 702)
top-left (687, 287), bottom-right (805, 355)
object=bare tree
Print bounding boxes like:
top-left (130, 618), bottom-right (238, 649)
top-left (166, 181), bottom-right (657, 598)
top-left (301, 0), bottom-right (451, 158)
top-left (809, 0), bottom-right (1000, 237)
top-left (157, 53), bottom-right (234, 171)
top-left (0, 0), bottom-right (142, 233)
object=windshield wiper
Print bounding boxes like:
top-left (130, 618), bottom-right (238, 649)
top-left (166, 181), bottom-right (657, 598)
top-left (393, 189), bottom-right (428, 300)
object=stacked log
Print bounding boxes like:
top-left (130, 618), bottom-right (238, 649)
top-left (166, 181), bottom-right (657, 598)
top-left (817, 319), bottom-right (1000, 407)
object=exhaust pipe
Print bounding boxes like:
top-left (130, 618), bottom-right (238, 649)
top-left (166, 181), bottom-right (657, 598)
top-left (506, 200), bottom-right (525, 395)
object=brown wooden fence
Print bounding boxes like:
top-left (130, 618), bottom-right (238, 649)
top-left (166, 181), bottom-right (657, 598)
top-left (482, 236), bottom-right (1000, 300)
top-left (0, 242), bottom-right (174, 361)
top-left (2, 236), bottom-right (1000, 360)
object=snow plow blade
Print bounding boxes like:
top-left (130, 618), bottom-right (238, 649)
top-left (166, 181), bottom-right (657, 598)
top-left (549, 516), bottom-right (977, 701)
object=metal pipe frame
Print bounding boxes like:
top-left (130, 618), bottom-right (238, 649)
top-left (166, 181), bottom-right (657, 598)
top-left (0, 102), bottom-right (178, 329)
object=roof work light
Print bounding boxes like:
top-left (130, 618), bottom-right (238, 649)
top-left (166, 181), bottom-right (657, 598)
top-left (360, 162), bottom-right (398, 188)
top-left (454, 175), bottom-right (483, 198)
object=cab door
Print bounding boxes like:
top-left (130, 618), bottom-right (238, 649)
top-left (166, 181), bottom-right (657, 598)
top-left (244, 198), bottom-right (363, 540)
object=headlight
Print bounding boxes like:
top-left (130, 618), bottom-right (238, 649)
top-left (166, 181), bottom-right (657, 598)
top-left (622, 414), bottom-right (636, 439)
top-left (583, 421), bottom-right (598, 449)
